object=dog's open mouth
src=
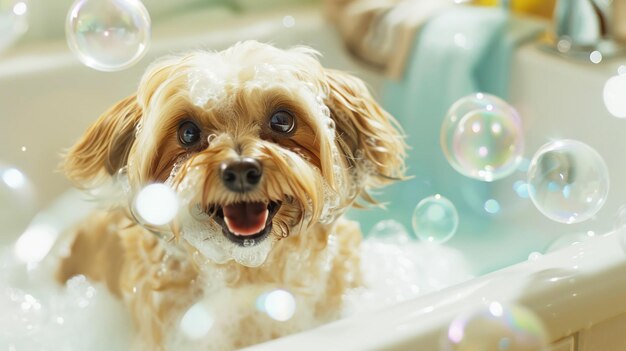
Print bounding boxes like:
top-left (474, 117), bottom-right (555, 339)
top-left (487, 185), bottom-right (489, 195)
top-left (211, 201), bottom-right (281, 246)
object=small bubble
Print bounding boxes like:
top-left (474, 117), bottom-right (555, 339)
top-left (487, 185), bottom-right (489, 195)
top-left (590, 51), bottom-right (603, 64)
top-left (207, 134), bottom-right (216, 144)
top-left (320, 105), bottom-right (330, 118)
top-left (180, 302), bottom-right (214, 339)
top-left (282, 15), bottom-right (295, 28)
top-left (484, 199), bottom-right (500, 214)
top-left (20, 146), bottom-right (26, 152)
top-left (513, 181), bottom-right (530, 198)
top-left (13, 1), bottom-right (27, 16)
top-left (603, 74), bottom-right (626, 118)
top-left (257, 289), bottom-right (296, 321)
top-left (133, 183), bottom-right (179, 226)
top-left (412, 195), bottom-right (458, 244)
top-left (557, 38), bottom-right (572, 53)
top-left (326, 118), bottom-right (335, 131)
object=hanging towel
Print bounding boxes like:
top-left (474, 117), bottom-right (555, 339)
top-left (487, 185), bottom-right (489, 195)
top-left (348, 6), bottom-right (546, 235)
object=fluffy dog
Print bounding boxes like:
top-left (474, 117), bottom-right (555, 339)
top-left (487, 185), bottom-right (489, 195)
top-left (57, 41), bottom-right (406, 350)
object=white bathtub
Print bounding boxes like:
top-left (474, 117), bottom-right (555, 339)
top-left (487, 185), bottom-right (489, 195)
top-left (2, 4), bottom-right (626, 351)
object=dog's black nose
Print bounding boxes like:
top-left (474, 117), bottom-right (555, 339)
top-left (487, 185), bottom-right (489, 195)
top-left (220, 158), bottom-right (263, 193)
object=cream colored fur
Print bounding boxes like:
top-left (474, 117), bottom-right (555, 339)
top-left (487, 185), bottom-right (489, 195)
top-left (58, 41), bottom-right (406, 350)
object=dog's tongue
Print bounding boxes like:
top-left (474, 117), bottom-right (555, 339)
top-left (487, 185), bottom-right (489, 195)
top-left (223, 202), bottom-right (269, 236)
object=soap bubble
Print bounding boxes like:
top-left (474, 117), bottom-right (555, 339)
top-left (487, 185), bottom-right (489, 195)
top-left (367, 220), bottom-right (413, 244)
top-left (66, 0), bottom-right (151, 71)
top-left (256, 289), bottom-right (296, 322)
top-left (443, 302), bottom-right (549, 351)
top-left (180, 302), bottom-right (214, 339)
top-left (527, 140), bottom-right (609, 224)
top-left (412, 195), bottom-right (458, 244)
top-left (133, 183), bottom-right (179, 226)
top-left (603, 74), bottom-right (626, 118)
top-left (0, 0), bottom-right (29, 53)
top-left (441, 93), bottom-right (524, 182)
top-left (0, 164), bottom-right (37, 244)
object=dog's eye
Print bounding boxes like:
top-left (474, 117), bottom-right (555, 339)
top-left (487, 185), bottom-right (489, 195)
top-left (178, 121), bottom-right (201, 146)
top-left (269, 111), bottom-right (295, 134)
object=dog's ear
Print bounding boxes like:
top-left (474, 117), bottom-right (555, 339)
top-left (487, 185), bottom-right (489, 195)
top-left (324, 69), bottom-right (407, 204)
top-left (63, 95), bottom-right (141, 188)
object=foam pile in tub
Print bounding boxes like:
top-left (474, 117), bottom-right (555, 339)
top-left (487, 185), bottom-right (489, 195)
top-left (0, 221), bottom-right (471, 350)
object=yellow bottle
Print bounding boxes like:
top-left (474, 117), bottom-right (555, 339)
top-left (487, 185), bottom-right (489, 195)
top-left (473, 0), bottom-right (556, 19)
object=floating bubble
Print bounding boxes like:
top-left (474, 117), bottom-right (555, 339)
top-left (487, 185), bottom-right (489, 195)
top-left (256, 289), bottom-right (296, 322)
top-left (441, 93), bottom-right (524, 182)
top-left (133, 183), bottom-right (179, 226)
top-left (0, 0), bottom-right (29, 53)
top-left (513, 180), bottom-right (530, 199)
top-left (443, 302), bottom-right (549, 351)
top-left (483, 199), bottom-right (501, 214)
top-left (0, 164), bottom-right (37, 244)
top-left (603, 74), bottom-right (626, 118)
top-left (366, 220), bottom-right (413, 244)
top-left (412, 195), bottom-right (458, 244)
top-left (590, 50), bottom-right (603, 64)
top-left (180, 302), bottom-right (214, 339)
top-left (527, 140), bottom-right (609, 224)
top-left (65, 0), bottom-right (151, 71)
top-left (282, 15), bottom-right (295, 28)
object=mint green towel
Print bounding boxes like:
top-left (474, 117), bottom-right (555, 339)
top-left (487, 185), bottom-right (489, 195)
top-left (348, 6), bottom-right (545, 237)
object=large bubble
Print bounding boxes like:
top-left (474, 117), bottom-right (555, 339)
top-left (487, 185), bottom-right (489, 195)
top-left (441, 93), bottom-right (524, 182)
top-left (443, 302), bottom-right (549, 351)
top-left (412, 195), bottom-right (458, 244)
top-left (527, 140), bottom-right (609, 224)
top-left (65, 0), bottom-right (151, 71)
top-left (0, 0), bottom-right (29, 53)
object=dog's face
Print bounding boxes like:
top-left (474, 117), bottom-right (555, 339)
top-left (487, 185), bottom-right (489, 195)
top-left (64, 41), bottom-right (405, 267)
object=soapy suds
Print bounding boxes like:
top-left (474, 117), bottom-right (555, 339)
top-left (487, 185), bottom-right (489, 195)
top-left (0, 216), bottom-right (471, 350)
